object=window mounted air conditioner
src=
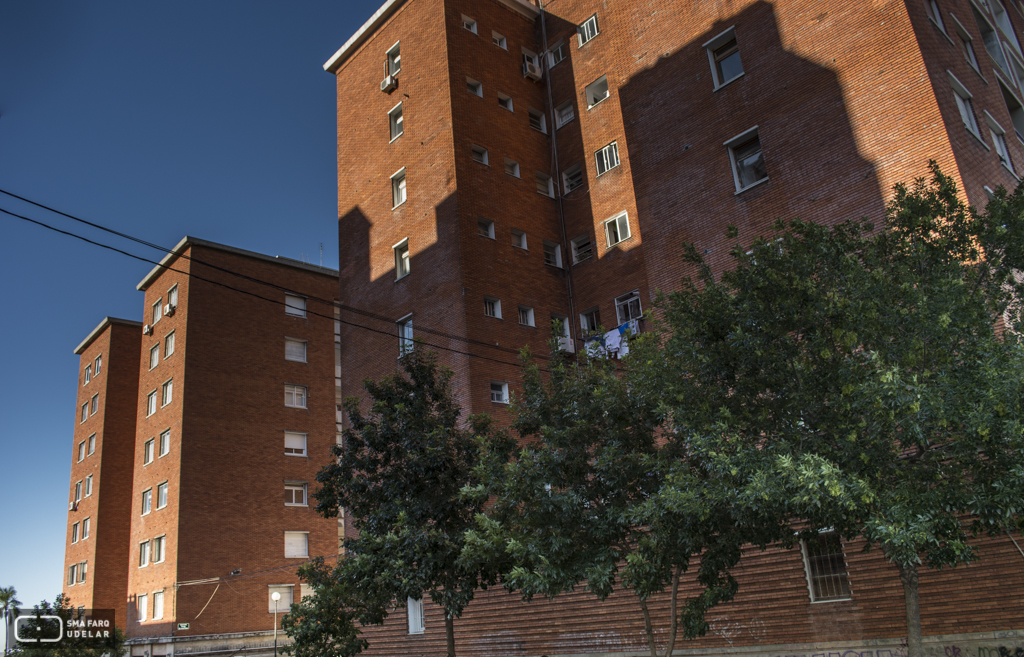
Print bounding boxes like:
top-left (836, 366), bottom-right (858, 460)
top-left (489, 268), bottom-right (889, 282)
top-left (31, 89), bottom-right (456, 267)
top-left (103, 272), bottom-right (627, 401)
top-left (557, 337), bottom-right (575, 353)
top-left (164, 304), bottom-right (175, 317)
top-left (381, 75), bottom-right (397, 93)
top-left (522, 62), bottom-right (542, 80)
top-left (143, 324), bottom-right (153, 336)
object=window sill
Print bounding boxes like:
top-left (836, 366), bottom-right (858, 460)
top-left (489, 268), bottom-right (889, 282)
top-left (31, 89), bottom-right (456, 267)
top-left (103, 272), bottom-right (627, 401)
top-left (285, 504), bottom-right (309, 508)
top-left (395, 273), bottom-right (409, 282)
top-left (1002, 161), bottom-right (1020, 180)
top-left (285, 555), bottom-right (310, 559)
top-left (713, 71), bottom-right (745, 92)
top-left (967, 127), bottom-right (991, 150)
top-left (285, 453), bottom-right (308, 458)
top-left (587, 96), bottom-right (610, 111)
top-left (529, 127), bottom-right (548, 135)
top-left (389, 133), bottom-right (403, 144)
top-left (556, 119), bottom-right (575, 130)
top-left (505, 173), bottom-right (520, 179)
top-left (392, 200), bottom-right (407, 210)
top-left (735, 177), bottom-right (770, 195)
top-left (596, 164), bottom-right (620, 177)
top-left (929, 17), bottom-right (955, 46)
top-left (810, 597), bottom-right (853, 604)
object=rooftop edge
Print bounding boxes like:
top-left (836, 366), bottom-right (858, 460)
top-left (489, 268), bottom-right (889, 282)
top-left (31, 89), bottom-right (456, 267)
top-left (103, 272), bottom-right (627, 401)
top-left (74, 317), bottom-right (144, 355)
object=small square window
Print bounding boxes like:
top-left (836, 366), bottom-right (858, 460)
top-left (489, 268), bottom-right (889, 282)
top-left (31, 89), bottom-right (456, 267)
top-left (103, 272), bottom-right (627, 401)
top-left (595, 142), bottom-right (620, 176)
top-left (471, 144), bottom-right (489, 165)
top-left (605, 212), bottom-right (631, 246)
top-left (490, 381), bottom-right (509, 403)
top-left (87, 434), bottom-right (96, 455)
top-left (801, 532), bottom-right (852, 602)
top-left (394, 238), bottom-right (411, 279)
top-left (726, 128), bottom-right (769, 192)
top-left (141, 489), bottom-right (152, 516)
top-left (389, 103), bottom-right (404, 141)
top-left (397, 316), bottom-right (414, 356)
top-left (492, 31), bottom-right (506, 49)
top-left (504, 158), bottom-right (520, 177)
top-left (285, 294), bottom-right (306, 317)
top-left (535, 172), bottom-right (554, 197)
top-left (555, 100), bottom-right (575, 128)
top-left (462, 15), bottom-right (477, 34)
top-left (161, 380), bottom-right (173, 407)
top-left (139, 541), bottom-right (150, 568)
top-left (285, 483), bottom-right (308, 506)
top-left (284, 532), bottom-right (308, 558)
top-left (484, 297), bottom-right (502, 318)
top-left (285, 338), bottom-right (307, 363)
top-left (149, 344), bottom-right (160, 370)
top-left (585, 75), bottom-right (609, 108)
top-left (498, 93), bottom-right (514, 111)
top-left (580, 307), bottom-right (601, 332)
top-left (704, 27), bottom-right (744, 88)
top-left (387, 42), bottom-right (401, 76)
top-left (408, 597), bottom-right (425, 634)
top-left (528, 108), bottom-right (547, 133)
top-left (146, 390), bottom-right (157, 417)
top-left (615, 290), bottom-right (643, 324)
top-left (518, 305), bottom-right (535, 326)
top-left (578, 14), bottom-right (599, 46)
top-left (392, 168), bottom-right (407, 208)
top-left (157, 482), bottom-right (168, 509)
top-left (270, 586), bottom-right (294, 612)
top-left (285, 385), bottom-right (307, 409)
top-left (285, 431), bottom-right (307, 456)
top-left (159, 430), bottom-right (170, 457)
top-left (549, 40), bottom-right (567, 66)
top-left (165, 331), bottom-right (175, 357)
top-left (467, 77), bottom-right (483, 97)
top-left (571, 234), bottom-right (593, 263)
top-left (511, 229), bottom-right (528, 250)
top-left (144, 439), bottom-right (154, 465)
top-left (78, 441), bottom-right (86, 462)
top-left (90, 394), bottom-right (98, 415)
top-left (543, 240), bottom-right (562, 268)
top-left (478, 219), bottom-right (495, 239)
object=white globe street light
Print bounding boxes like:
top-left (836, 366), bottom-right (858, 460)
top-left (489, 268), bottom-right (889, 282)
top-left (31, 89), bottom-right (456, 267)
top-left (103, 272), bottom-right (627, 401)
top-left (271, 591), bottom-right (281, 657)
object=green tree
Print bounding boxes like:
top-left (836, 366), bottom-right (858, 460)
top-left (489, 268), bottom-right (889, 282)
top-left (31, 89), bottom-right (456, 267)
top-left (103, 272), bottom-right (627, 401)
top-left (311, 348), bottom-right (504, 657)
top-left (657, 164), bottom-right (1024, 657)
top-left (10, 594), bottom-right (126, 657)
top-left (1, 586), bottom-right (22, 655)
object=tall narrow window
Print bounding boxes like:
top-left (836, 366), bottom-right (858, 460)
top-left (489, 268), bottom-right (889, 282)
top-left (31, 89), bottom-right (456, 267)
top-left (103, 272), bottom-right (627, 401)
top-left (389, 103), bottom-right (404, 141)
top-left (82, 517), bottom-right (90, 539)
top-left (407, 597), bottom-right (425, 634)
top-left (161, 380), bottom-right (173, 407)
top-left (144, 439), bottom-right (154, 465)
top-left (87, 434), bottom-right (96, 455)
top-left (153, 591), bottom-right (164, 620)
top-left (605, 212), bottom-right (631, 247)
top-left (285, 295), bottom-right (306, 317)
top-left (950, 71), bottom-right (982, 137)
top-left (149, 344), bottom-right (160, 370)
top-left (726, 128), bottom-right (769, 192)
top-left (986, 111), bottom-right (1015, 171)
top-left (555, 100), bottom-right (575, 127)
top-left (571, 234), bottom-right (593, 263)
top-left (159, 430), bottom-right (171, 457)
top-left (563, 163), bottom-right (584, 192)
top-left (137, 593), bottom-right (147, 622)
top-left (84, 474), bottom-right (93, 496)
top-left (543, 240), bottom-right (562, 268)
top-left (91, 394), bottom-right (98, 415)
top-left (72, 523), bottom-right (79, 543)
top-left (801, 532), bottom-right (852, 602)
top-left (84, 365), bottom-right (92, 385)
top-left (168, 285), bottom-right (178, 308)
top-left (535, 172), bottom-right (554, 197)
top-left (386, 42), bottom-right (401, 75)
top-left (141, 489), bottom-right (152, 516)
top-left (157, 482), bottom-right (168, 509)
top-left (578, 14), bottom-right (599, 46)
top-left (284, 385), bottom-right (307, 408)
top-left (78, 442), bottom-right (86, 463)
top-left (153, 536), bottom-right (165, 563)
top-left (81, 403), bottom-right (87, 423)
top-left (528, 108), bottom-right (547, 133)
top-left (595, 142), bottom-right (620, 175)
top-left (394, 239), bottom-right (410, 279)
top-left (392, 169), bottom-right (407, 207)
top-left (397, 316), bottom-right (414, 355)
top-left (165, 331), bottom-right (175, 357)
top-left (94, 355), bottom-right (101, 375)
top-left (705, 27), bottom-right (744, 88)
top-left (152, 299), bottom-right (163, 324)
top-left (580, 308), bottom-right (601, 332)
top-left (75, 481), bottom-right (82, 502)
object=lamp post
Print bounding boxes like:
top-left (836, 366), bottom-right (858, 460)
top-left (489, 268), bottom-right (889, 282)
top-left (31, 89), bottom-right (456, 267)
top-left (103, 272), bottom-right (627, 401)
top-left (271, 591), bottom-right (280, 656)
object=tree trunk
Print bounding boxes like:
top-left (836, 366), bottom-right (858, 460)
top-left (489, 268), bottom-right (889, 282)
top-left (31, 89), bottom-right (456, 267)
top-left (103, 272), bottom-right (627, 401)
top-left (637, 568), bottom-right (681, 657)
top-left (445, 613), bottom-right (456, 657)
top-left (639, 597), bottom-right (658, 657)
top-left (898, 562), bottom-right (922, 657)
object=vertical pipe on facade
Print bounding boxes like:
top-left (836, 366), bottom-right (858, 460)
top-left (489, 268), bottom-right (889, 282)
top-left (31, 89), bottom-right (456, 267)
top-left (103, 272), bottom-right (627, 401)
top-left (538, 0), bottom-right (580, 344)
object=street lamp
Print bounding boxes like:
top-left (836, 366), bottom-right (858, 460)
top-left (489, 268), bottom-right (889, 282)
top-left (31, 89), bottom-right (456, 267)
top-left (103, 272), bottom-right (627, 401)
top-left (271, 591), bottom-right (280, 656)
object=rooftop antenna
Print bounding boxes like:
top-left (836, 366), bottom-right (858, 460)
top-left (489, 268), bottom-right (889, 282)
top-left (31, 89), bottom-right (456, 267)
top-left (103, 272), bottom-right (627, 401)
top-left (320, 243), bottom-right (323, 267)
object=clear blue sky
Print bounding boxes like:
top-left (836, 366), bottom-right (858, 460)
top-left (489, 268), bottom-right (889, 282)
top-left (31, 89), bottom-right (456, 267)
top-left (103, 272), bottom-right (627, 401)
top-left (0, 0), bottom-right (380, 612)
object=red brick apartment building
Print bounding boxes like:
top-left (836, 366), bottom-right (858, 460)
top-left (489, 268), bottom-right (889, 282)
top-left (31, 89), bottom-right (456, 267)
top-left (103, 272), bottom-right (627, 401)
top-left (324, 0), bottom-right (1024, 655)
top-left (63, 237), bottom-right (342, 656)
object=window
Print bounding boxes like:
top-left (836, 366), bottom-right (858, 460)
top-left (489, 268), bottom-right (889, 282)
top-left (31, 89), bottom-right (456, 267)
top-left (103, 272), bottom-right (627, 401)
top-left (139, 541), bottom-right (150, 567)
top-left (478, 219), bottom-right (495, 238)
top-left (389, 103), bottom-right (404, 141)
top-left (394, 238), bottom-right (411, 279)
top-left (386, 41), bottom-right (401, 75)
top-left (462, 15), bottom-right (477, 34)
top-left (726, 128), bottom-right (769, 192)
top-left (82, 517), bottom-right (90, 539)
top-left (391, 168), bottom-right (407, 208)
top-left (550, 40), bottom-right (567, 66)
top-left (397, 316), bottom-right (414, 356)
top-left (535, 171), bottom-right (554, 197)
top-left (986, 111), bottom-right (1016, 170)
top-left (94, 355), bottom-right (101, 375)
top-left (152, 591), bottom-right (164, 620)
top-left (285, 294), bottom-right (307, 318)
top-left (615, 290), bottom-right (643, 324)
top-left (801, 532), bottom-right (852, 602)
top-left (407, 597), bottom-right (425, 634)
top-left (75, 481), bottom-right (82, 502)
top-left (152, 299), bottom-right (163, 324)
top-left (153, 536), bottom-right (165, 563)
top-left (269, 586), bottom-right (293, 612)
top-left (300, 584), bottom-right (313, 601)
top-left (285, 338), bottom-right (307, 363)
top-left (551, 314), bottom-right (570, 339)
top-left (484, 297), bottom-right (502, 318)
top-left (285, 483), bottom-right (308, 506)
top-left (285, 431), bottom-right (307, 456)
top-left (81, 403), bottom-right (87, 423)
top-left (555, 100), bottom-right (575, 127)
top-left (157, 482), bottom-right (168, 509)
top-left (90, 394), bottom-right (98, 415)
top-left (992, 0), bottom-right (1022, 53)
top-left (72, 523), bottom-right (79, 544)
top-left (149, 344), bottom-right (159, 370)
top-left (467, 77), bottom-right (483, 97)
top-left (142, 489), bottom-right (152, 515)
top-left (87, 434), bottom-right (95, 455)
top-left (471, 144), bottom-right (489, 165)
top-left (571, 234), bottom-right (593, 263)
top-left (285, 385), bottom-right (307, 408)
top-left (498, 93), bottom-right (513, 111)
top-left (543, 240), bottom-right (562, 267)
top-left (528, 108), bottom-right (547, 133)
top-left (68, 565), bottom-right (77, 586)
top-left (490, 381), bottom-right (509, 404)
top-left (79, 562), bottom-right (87, 583)
top-left (522, 48), bottom-right (539, 68)
top-left (998, 80), bottom-right (1024, 140)
top-left (84, 475), bottom-right (92, 497)
top-left (949, 71), bottom-right (982, 137)
top-left (137, 594), bottom-right (148, 622)
top-left (78, 442), bottom-right (86, 463)
top-left (972, 5), bottom-right (1010, 73)
top-left (578, 14), bottom-right (599, 46)
top-left (605, 212), bottom-right (631, 246)
top-left (84, 365), bottom-right (91, 385)
top-left (926, 0), bottom-right (947, 32)
top-left (703, 27), bottom-right (744, 88)
top-left (585, 75), bottom-right (610, 108)
top-left (951, 15), bottom-right (981, 70)
top-left (510, 229), bottom-right (529, 250)
top-left (562, 163), bottom-right (584, 193)
top-left (161, 380), bottom-right (173, 407)
top-left (595, 142), bottom-right (620, 176)
top-left (518, 306), bottom-right (535, 326)
top-left (504, 158), bottom-right (520, 177)
top-left (165, 331), bottom-right (175, 357)
top-left (284, 532), bottom-right (309, 558)
top-left (168, 285), bottom-right (178, 308)
top-left (580, 308), bottom-right (601, 332)
top-left (492, 31), bottom-right (506, 49)
top-left (144, 439), bottom-right (154, 465)
top-left (159, 430), bottom-right (170, 457)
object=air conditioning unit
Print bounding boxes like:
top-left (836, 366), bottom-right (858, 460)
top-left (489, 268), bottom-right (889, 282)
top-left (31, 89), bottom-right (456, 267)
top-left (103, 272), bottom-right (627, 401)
top-left (557, 337), bottom-right (575, 353)
top-left (523, 62), bottom-right (542, 80)
top-left (143, 324), bottom-right (153, 336)
top-left (381, 75), bottom-right (397, 93)
top-left (164, 304), bottom-right (176, 317)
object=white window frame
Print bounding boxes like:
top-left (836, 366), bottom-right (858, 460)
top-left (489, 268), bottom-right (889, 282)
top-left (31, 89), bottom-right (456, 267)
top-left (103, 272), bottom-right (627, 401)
top-left (985, 109), bottom-right (1018, 173)
top-left (157, 481), bottom-right (168, 509)
top-left (94, 354), bottom-right (101, 375)
top-left (528, 107), bottom-right (547, 133)
top-left (386, 41), bottom-right (401, 76)
top-left (391, 168), bottom-right (407, 208)
top-left (511, 229), bottom-right (528, 250)
top-left (551, 314), bottom-right (570, 338)
top-left (137, 593), bottom-right (148, 622)
top-left (949, 70), bottom-right (984, 139)
top-left (504, 158), bottom-right (521, 178)
top-left (578, 14), bottom-right (599, 46)
top-left (725, 126), bottom-right (769, 193)
top-left (285, 482), bottom-right (308, 506)
top-left (518, 305), bottom-right (535, 326)
top-left (161, 379), bottom-right (173, 407)
top-left (490, 381), bottom-right (510, 404)
top-left (285, 294), bottom-right (307, 318)
top-left (285, 431), bottom-right (308, 457)
top-left (159, 429), bottom-right (171, 457)
top-left (149, 344), bottom-right (160, 370)
top-left (68, 564), bottom-right (77, 586)
top-left (81, 403), bottom-right (87, 424)
top-left (389, 102), bottom-right (404, 142)
top-left (141, 489), bottom-right (152, 516)
top-left (82, 516), bottom-right (90, 539)
top-left (152, 299), bottom-right (163, 324)
top-left (144, 438), bottom-right (154, 465)
top-left (585, 75), bottom-right (610, 108)
top-left (87, 434), bottom-right (96, 455)
top-left (800, 531), bottom-right (853, 603)
top-left (555, 100), bottom-right (575, 128)
top-left (285, 384), bottom-right (308, 409)
top-left (75, 481), bottom-right (82, 502)
top-left (535, 171), bottom-right (554, 197)
top-left (562, 163), bottom-right (584, 193)
top-left (571, 233), bottom-right (593, 263)
top-left (466, 77), bottom-right (483, 97)
top-left (285, 337), bottom-right (308, 363)
top-left (543, 240), bottom-right (563, 268)
top-left (146, 390), bottom-right (157, 417)
top-left (153, 535), bottom-right (165, 563)
top-left (394, 238), bottom-right (411, 279)
top-left (407, 597), bottom-right (425, 634)
top-left (90, 394), bottom-right (98, 415)
top-left (492, 31), bottom-right (507, 49)
top-left (498, 93), bottom-right (514, 112)
top-left (167, 284), bottom-right (178, 308)
top-left (84, 474), bottom-right (93, 497)
top-left (462, 15), bottom-right (477, 34)
top-left (484, 297), bottom-right (502, 319)
top-left (549, 40), bottom-right (567, 66)
top-left (72, 522), bottom-right (79, 544)
top-left (152, 591), bottom-right (164, 620)
top-left (605, 211), bottom-right (631, 247)
top-left (84, 365), bottom-right (91, 385)
top-left (478, 219), bottom-right (496, 239)
top-left (164, 331), bottom-right (175, 358)
top-left (595, 141), bottom-right (620, 176)
top-left (581, 307), bottom-right (601, 332)
top-left (704, 26), bottom-right (744, 89)
top-left (284, 531), bottom-right (309, 558)
top-left (397, 315), bottom-right (414, 356)
top-left (615, 290), bottom-right (643, 324)
top-left (269, 585), bottom-right (294, 612)
top-left (471, 144), bottom-right (489, 165)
